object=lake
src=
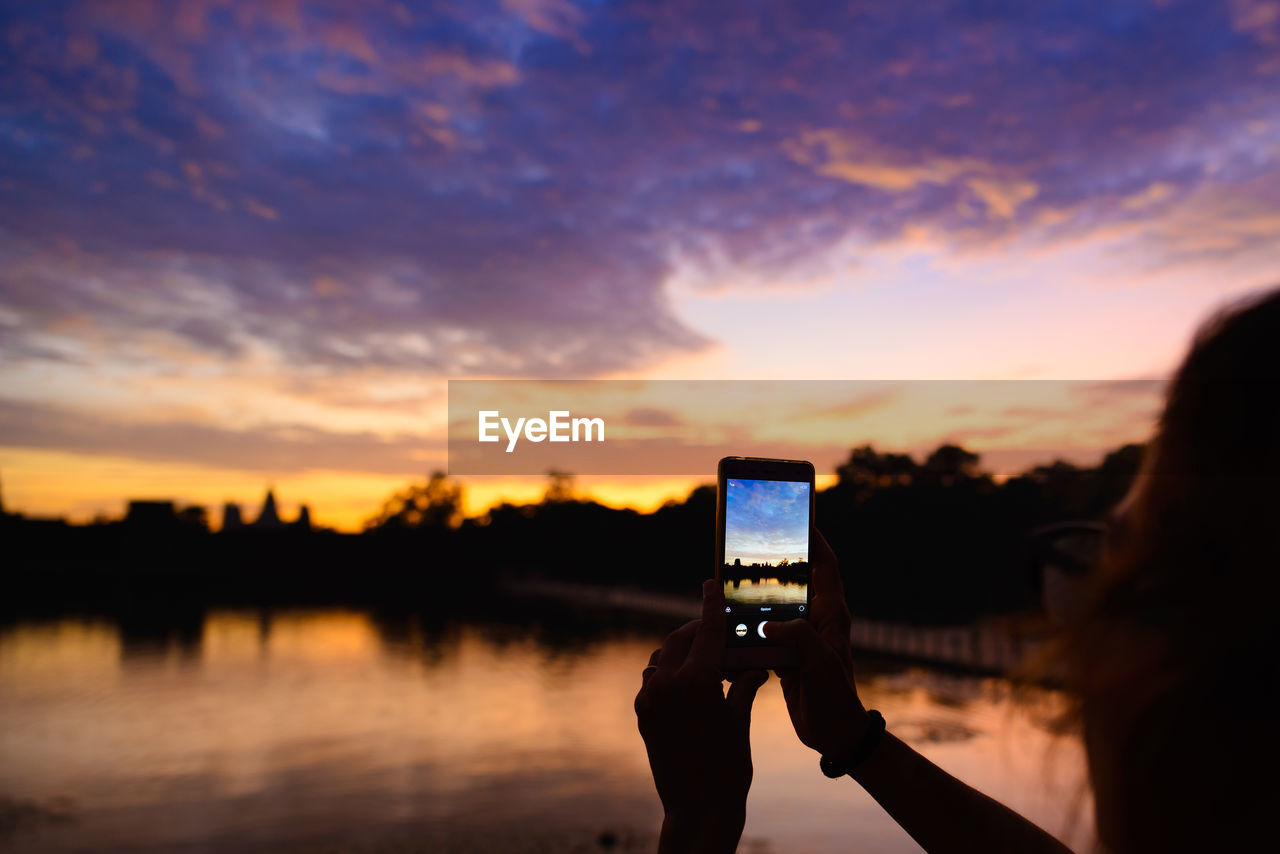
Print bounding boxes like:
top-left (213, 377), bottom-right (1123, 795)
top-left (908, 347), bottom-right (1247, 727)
top-left (723, 578), bottom-right (807, 606)
top-left (0, 607), bottom-right (1093, 852)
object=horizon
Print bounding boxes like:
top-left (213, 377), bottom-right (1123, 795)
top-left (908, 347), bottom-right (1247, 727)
top-left (2, 2), bottom-right (1277, 530)
top-left (0, 433), bottom-right (1147, 530)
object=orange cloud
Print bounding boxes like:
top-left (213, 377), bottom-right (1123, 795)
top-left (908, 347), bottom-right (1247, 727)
top-left (501, 0), bottom-right (587, 42)
top-left (243, 198), bottom-right (279, 220)
top-left (420, 53), bottom-right (520, 87)
top-left (320, 19), bottom-right (379, 64)
top-left (1120, 181), bottom-right (1176, 210)
top-left (786, 129), bottom-right (1038, 217)
top-left (66, 32), bottom-right (99, 65)
top-left (313, 275), bottom-right (348, 297)
top-left (1230, 0), bottom-right (1280, 43)
top-left (788, 130), bottom-right (964, 191)
top-left (146, 169), bottom-right (178, 189)
top-left (968, 177), bottom-right (1038, 219)
top-left (417, 101), bottom-right (451, 122)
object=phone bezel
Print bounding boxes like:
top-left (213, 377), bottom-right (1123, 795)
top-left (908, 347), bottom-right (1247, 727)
top-left (715, 456), bottom-right (815, 670)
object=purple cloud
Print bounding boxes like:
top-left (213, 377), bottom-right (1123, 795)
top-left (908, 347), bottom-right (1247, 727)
top-left (1, 0), bottom-right (1277, 377)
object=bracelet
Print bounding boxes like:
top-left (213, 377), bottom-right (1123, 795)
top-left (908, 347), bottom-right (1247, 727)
top-left (819, 709), bottom-right (886, 778)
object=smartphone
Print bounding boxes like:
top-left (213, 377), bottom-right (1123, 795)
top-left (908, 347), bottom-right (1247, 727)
top-left (715, 456), bottom-right (815, 670)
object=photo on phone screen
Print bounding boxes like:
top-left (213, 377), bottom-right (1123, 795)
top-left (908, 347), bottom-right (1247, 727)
top-left (723, 478), bottom-right (811, 608)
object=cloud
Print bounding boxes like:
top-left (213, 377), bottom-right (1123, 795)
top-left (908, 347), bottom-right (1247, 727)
top-left (788, 388), bottom-right (901, 422)
top-left (787, 131), bottom-right (1040, 219)
top-left (622, 407), bottom-right (683, 427)
top-left (785, 130), bottom-right (973, 193)
top-left (0, 0), bottom-right (1277, 385)
top-left (0, 399), bottom-right (442, 476)
top-left (502, 0), bottom-right (586, 42)
top-left (967, 178), bottom-right (1038, 220)
top-left (1229, 0), bottom-right (1280, 42)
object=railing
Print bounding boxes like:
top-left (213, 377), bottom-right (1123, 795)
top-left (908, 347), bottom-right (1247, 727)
top-left (848, 619), bottom-right (1038, 674)
top-left (501, 577), bottom-right (1043, 675)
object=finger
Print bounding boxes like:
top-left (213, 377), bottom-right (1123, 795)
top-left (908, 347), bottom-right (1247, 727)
top-left (809, 531), bottom-right (853, 656)
top-left (762, 617), bottom-right (826, 660)
top-left (725, 669), bottom-right (768, 727)
top-left (811, 593), bottom-right (853, 666)
top-left (641, 648), bottom-right (661, 687)
top-left (810, 529), bottom-right (845, 602)
top-left (686, 579), bottom-right (726, 670)
top-left (658, 619), bottom-right (700, 671)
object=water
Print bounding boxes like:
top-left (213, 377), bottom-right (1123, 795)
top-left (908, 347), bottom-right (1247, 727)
top-left (0, 609), bottom-right (1093, 852)
top-left (724, 578), bottom-right (807, 605)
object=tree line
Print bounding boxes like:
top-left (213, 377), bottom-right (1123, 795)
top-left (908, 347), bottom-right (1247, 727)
top-left (367, 443), bottom-right (1144, 624)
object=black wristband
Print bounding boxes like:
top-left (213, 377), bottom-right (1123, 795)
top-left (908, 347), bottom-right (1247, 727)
top-left (819, 709), bottom-right (886, 778)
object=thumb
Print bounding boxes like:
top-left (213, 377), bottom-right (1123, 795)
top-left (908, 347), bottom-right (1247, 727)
top-left (726, 669), bottom-right (768, 727)
top-left (762, 618), bottom-right (824, 658)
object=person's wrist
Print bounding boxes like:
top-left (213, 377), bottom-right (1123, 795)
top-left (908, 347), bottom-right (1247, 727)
top-left (659, 805), bottom-right (745, 854)
top-left (820, 703), bottom-right (870, 759)
top-left (819, 709), bottom-right (885, 779)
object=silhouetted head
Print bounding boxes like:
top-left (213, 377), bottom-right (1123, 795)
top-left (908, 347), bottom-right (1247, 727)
top-left (1067, 288), bottom-right (1280, 852)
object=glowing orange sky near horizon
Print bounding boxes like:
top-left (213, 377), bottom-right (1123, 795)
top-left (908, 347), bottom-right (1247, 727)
top-left (2, 234), bottom-right (1261, 532)
top-left (0, 241), bottom-right (1267, 532)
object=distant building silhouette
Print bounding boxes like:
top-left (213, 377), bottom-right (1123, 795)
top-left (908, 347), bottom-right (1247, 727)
top-left (222, 502), bottom-right (244, 531)
top-left (125, 500), bottom-right (178, 527)
top-left (0, 470), bottom-right (14, 526)
top-left (177, 505), bottom-right (209, 531)
top-left (254, 489), bottom-right (283, 529)
top-left (217, 490), bottom-right (310, 533)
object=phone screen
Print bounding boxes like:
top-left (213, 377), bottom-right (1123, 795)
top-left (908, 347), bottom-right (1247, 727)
top-left (722, 476), bottom-right (811, 647)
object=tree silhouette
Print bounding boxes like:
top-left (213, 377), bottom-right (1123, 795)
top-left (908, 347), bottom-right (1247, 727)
top-left (365, 471), bottom-right (464, 530)
top-left (837, 445), bottom-right (918, 487)
top-left (923, 443), bottom-right (982, 483)
top-left (543, 470), bottom-right (575, 503)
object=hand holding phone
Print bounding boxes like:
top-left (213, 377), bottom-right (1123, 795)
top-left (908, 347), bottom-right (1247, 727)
top-left (763, 531), bottom-right (870, 760)
top-left (634, 580), bottom-right (769, 852)
top-left (716, 456), bottom-right (816, 670)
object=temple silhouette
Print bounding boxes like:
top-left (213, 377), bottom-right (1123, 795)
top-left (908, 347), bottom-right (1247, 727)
top-left (117, 488), bottom-right (311, 533)
top-left (220, 489), bottom-right (311, 532)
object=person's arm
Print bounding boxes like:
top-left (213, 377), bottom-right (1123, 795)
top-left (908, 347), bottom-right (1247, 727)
top-left (850, 732), bottom-right (1073, 854)
top-left (657, 807), bottom-right (748, 854)
top-left (763, 532), bottom-right (1072, 854)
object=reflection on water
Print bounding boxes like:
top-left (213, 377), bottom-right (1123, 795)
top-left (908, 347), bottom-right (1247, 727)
top-left (0, 609), bottom-right (1092, 852)
top-left (724, 578), bottom-right (807, 605)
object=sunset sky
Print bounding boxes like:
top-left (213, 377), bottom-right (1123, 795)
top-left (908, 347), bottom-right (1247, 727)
top-left (1, 1), bottom-right (1278, 529)
top-left (724, 479), bottom-right (810, 566)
